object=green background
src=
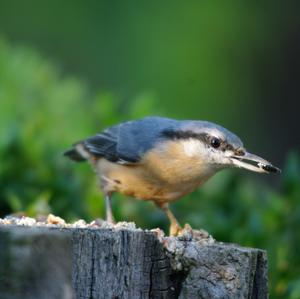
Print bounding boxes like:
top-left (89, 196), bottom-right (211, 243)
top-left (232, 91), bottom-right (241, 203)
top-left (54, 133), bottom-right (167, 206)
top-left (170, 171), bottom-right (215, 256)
top-left (0, 1), bottom-right (299, 298)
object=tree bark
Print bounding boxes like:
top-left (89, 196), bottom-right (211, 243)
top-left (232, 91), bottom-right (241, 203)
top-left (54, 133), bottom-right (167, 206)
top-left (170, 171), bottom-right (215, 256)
top-left (0, 225), bottom-right (268, 299)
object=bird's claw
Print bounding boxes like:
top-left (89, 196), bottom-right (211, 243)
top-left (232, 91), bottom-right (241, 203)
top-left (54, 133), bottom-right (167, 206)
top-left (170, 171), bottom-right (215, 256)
top-left (171, 223), bottom-right (215, 244)
top-left (169, 222), bottom-right (183, 236)
top-left (170, 223), bottom-right (197, 236)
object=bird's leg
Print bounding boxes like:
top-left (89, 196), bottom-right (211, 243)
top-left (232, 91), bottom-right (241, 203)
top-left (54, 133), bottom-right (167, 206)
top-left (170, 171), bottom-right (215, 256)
top-left (105, 194), bottom-right (115, 223)
top-left (100, 175), bottom-right (116, 223)
top-left (159, 203), bottom-right (182, 236)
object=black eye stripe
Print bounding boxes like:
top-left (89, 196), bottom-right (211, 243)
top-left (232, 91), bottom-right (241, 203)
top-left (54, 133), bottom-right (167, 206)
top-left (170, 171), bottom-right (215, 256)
top-left (161, 129), bottom-right (207, 141)
top-left (225, 144), bottom-right (235, 151)
top-left (162, 130), bottom-right (233, 150)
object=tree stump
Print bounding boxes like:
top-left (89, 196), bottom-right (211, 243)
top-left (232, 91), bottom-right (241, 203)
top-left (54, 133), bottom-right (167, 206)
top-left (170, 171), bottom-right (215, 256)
top-left (0, 224), bottom-right (268, 299)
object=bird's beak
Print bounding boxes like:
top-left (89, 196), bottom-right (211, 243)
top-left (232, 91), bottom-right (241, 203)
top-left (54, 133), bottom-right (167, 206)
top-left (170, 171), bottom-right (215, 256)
top-left (230, 151), bottom-right (281, 174)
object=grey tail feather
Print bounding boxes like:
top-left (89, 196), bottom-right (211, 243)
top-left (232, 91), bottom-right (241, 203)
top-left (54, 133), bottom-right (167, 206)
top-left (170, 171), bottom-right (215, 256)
top-left (63, 147), bottom-right (87, 162)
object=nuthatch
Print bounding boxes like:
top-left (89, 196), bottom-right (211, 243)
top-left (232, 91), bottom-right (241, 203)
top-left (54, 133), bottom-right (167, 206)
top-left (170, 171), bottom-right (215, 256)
top-left (64, 116), bottom-right (280, 235)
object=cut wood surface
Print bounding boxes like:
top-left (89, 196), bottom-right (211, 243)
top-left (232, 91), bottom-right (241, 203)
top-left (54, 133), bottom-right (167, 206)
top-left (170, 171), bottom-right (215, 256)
top-left (0, 222), bottom-right (268, 299)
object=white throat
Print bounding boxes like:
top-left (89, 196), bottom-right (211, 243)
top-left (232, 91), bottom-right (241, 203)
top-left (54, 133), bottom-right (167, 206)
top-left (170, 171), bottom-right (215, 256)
top-left (181, 139), bottom-right (205, 158)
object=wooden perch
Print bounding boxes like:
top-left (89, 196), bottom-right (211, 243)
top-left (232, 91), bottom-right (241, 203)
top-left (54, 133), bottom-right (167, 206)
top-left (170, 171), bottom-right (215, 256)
top-left (0, 223), bottom-right (268, 299)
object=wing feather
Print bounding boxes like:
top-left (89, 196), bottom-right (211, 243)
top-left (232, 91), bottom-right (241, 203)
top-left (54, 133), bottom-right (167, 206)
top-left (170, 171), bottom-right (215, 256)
top-left (83, 117), bottom-right (179, 164)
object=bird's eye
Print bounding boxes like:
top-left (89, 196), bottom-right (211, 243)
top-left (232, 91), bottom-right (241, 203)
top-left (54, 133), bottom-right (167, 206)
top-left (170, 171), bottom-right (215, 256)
top-left (210, 137), bottom-right (221, 148)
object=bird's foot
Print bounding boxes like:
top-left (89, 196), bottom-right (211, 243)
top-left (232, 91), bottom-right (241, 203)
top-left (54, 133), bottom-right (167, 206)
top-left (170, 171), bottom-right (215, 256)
top-left (169, 223), bottom-right (197, 237)
top-left (169, 222), bottom-right (183, 236)
top-left (172, 223), bottom-right (215, 244)
top-left (106, 215), bottom-right (116, 224)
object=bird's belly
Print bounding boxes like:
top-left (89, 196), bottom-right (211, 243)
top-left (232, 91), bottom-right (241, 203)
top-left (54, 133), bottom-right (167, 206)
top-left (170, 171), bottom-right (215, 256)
top-left (112, 174), bottom-right (202, 204)
top-left (95, 158), bottom-right (214, 205)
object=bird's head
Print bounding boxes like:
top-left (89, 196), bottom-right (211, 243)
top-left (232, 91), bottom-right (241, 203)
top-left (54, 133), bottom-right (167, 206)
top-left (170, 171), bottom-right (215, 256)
top-left (162, 120), bottom-right (281, 174)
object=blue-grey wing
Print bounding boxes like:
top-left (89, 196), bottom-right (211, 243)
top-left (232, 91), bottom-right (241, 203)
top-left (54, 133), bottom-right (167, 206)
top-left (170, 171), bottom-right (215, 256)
top-left (83, 117), bottom-right (179, 164)
top-left (83, 125), bottom-right (121, 162)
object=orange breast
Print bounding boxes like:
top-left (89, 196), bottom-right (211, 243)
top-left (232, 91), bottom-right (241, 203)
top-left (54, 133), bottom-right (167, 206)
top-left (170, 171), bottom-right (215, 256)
top-left (94, 140), bottom-right (217, 205)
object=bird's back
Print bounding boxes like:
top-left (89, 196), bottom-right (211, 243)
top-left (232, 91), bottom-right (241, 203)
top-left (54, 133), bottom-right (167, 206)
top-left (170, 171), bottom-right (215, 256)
top-left (64, 116), bottom-right (180, 164)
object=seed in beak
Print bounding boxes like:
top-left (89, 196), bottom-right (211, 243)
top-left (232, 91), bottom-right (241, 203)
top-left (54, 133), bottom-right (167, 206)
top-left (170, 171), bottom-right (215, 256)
top-left (258, 163), bottom-right (281, 174)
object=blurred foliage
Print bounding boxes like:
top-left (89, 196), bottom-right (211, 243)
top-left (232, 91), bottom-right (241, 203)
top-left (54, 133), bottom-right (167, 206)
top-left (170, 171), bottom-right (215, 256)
top-left (0, 39), bottom-right (161, 220)
top-left (0, 40), bottom-right (299, 299)
top-left (1, 0), bottom-right (299, 160)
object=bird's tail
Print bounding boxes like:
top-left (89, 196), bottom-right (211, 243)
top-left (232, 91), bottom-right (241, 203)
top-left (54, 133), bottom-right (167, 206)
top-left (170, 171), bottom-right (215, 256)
top-left (63, 143), bottom-right (89, 162)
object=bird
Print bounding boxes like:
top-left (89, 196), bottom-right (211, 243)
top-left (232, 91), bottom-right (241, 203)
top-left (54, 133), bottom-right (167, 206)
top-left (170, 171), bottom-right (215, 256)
top-left (64, 116), bottom-right (280, 235)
